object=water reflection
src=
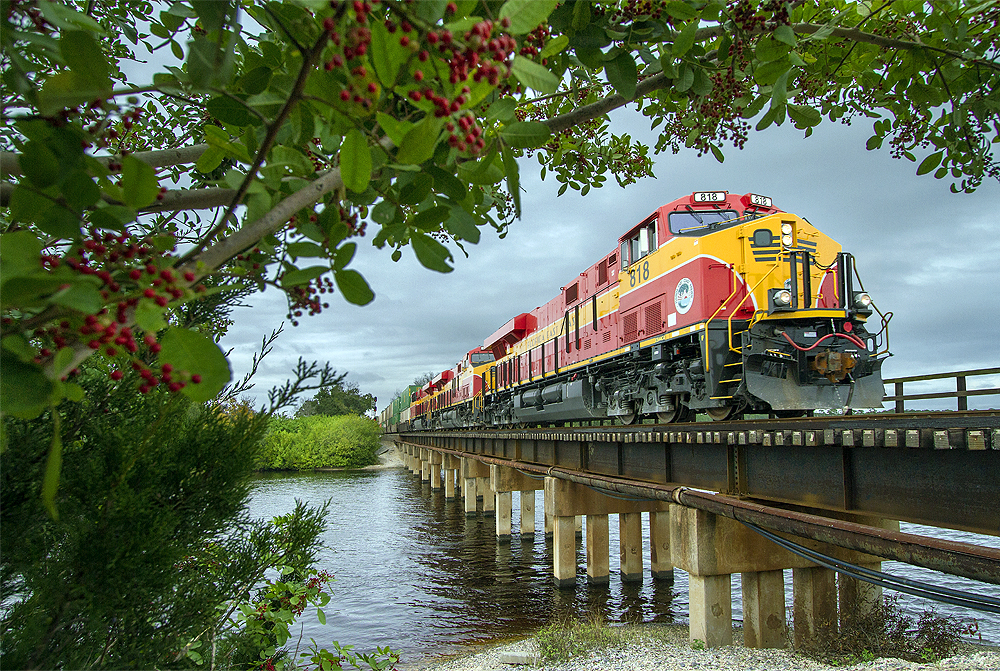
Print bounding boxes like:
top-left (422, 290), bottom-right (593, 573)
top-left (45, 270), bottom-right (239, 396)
top-left (247, 468), bottom-right (999, 669)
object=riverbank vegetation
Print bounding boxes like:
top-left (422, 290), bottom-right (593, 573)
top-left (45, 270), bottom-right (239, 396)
top-left (257, 414), bottom-right (383, 471)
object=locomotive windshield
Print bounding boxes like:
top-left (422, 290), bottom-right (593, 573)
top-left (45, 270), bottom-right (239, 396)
top-left (669, 209), bottom-right (741, 234)
top-left (470, 352), bottom-right (495, 365)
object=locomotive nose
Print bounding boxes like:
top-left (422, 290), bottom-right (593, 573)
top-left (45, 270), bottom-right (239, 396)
top-left (810, 350), bottom-right (857, 383)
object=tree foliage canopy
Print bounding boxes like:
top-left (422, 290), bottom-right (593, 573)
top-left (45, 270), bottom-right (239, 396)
top-left (296, 372), bottom-right (377, 416)
top-left (1, 0), bottom-right (998, 506)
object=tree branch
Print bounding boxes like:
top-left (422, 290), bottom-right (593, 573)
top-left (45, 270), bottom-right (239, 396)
top-left (0, 144), bottom-right (210, 178)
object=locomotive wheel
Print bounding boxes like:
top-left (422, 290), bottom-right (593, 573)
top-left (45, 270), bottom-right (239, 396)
top-left (657, 404), bottom-right (695, 424)
top-left (617, 410), bottom-right (639, 425)
top-left (706, 405), bottom-right (741, 421)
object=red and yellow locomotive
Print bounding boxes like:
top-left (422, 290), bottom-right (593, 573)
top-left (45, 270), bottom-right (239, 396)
top-left (383, 191), bottom-right (888, 430)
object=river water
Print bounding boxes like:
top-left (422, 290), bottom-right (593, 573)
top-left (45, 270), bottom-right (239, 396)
top-left (246, 465), bottom-right (1000, 668)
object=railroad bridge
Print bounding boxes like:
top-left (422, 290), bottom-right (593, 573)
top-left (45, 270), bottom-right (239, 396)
top-left (386, 369), bottom-right (1000, 650)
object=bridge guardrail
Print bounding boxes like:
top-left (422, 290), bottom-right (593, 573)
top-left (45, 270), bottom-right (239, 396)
top-left (883, 367), bottom-right (1000, 413)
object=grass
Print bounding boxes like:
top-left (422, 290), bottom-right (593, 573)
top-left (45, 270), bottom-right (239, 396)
top-left (532, 597), bottom-right (983, 667)
top-left (797, 596), bottom-right (980, 666)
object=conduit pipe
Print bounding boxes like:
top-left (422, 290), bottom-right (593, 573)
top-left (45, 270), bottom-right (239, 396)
top-left (398, 441), bottom-right (1000, 585)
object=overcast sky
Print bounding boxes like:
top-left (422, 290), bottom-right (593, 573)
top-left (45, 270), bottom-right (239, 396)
top-left (219, 108), bottom-right (1000, 414)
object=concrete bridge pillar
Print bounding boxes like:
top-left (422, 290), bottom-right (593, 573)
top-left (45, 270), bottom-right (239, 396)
top-left (792, 566), bottom-right (838, 649)
top-left (586, 515), bottom-right (610, 584)
top-left (443, 454), bottom-right (460, 500)
top-left (490, 465), bottom-right (544, 539)
top-left (544, 477), bottom-right (670, 588)
top-left (429, 450), bottom-right (443, 491)
top-left (521, 491), bottom-right (535, 538)
top-left (619, 512), bottom-right (642, 582)
top-left (419, 448), bottom-right (430, 482)
top-left (495, 491), bottom-right (513, 539)
top-left (670, 505), bottom-right (897, 650)
top-left (480, 478), bottom-right (494, 516)
top-left (461, 457), bottom-right (490, 517)
top-left (650, 510), bottom-right (673, 583)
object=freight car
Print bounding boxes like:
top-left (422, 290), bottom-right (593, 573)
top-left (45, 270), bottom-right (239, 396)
top-left (380, 191), bottom-right (889, 430)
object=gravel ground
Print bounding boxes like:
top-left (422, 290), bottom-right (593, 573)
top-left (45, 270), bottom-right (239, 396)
top-left (405, 625), bottom-right (1000, 671)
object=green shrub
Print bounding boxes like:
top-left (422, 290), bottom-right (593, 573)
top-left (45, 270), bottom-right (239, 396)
top-left (257, 415), bottom-right (382, 470)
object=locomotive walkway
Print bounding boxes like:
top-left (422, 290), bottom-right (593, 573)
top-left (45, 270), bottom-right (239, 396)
top-left (385, 373), bottom-right (1000, 652)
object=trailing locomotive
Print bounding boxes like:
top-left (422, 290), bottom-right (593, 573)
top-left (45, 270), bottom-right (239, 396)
top-left (380, 191), bottom-right (889, 431)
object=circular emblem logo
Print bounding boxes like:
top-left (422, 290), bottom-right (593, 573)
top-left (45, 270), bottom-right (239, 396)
top-left (674, 278), bottom-right (695, 314)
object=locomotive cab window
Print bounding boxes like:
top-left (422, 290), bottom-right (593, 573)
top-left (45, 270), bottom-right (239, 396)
top-left (669, 209), bottom-right (740, 235)
top-left (621, 222), bottom-right (657, 269)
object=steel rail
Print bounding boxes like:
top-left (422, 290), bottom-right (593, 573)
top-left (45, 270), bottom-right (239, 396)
top-left (395, 440), bottom-right (1000, 585)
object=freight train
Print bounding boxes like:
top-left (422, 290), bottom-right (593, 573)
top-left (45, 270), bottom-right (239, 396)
top-left (379, 191), bottom-right (890, 431)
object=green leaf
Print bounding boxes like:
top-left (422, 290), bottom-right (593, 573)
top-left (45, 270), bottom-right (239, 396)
top-left (38, 207), bottom-right (81, 239)
top-left (487, 98), bottom-right (517, 124)
top-left (498, 0), bottom-right (558, 34)
top-left (0, 351), bottom-right (53, 420)
top-left (787, 103), bottom-right (822, 128)
top-left (196, 145), bottom-right (227, 173)
top-left (427, 166), bottom-right (467, 201)
top-left (605, 51), bottom-right (638, 99)
top-left (269, 146), bottom-right (314, 177)
top-left (317, 609), bottom-right (327, 625)
top-left (281, 265), bottom-right (328, 287)
top-left (396, 117), bottom-right (443, 166)
top-left (190, 0), bottom-right (232, 33)
top-left (37, 0), bottom-right (105, 33)
top-left (664, 1), bottom-right (699, 20)
top-left (19, 141), bottom-right (60, 188)
top-left (370, 20), bottom-right (408, 88)
top-left (89, 204), bottom-right (137, 230)
top-left (340, 129), bottom-right (371, 193)
top-left (539, 34), bottom-right (569, 58)
top-left (446, 203), bottom-right (481, 243)
top-left (287, 242), bottom-right (327, 258)
top-left (710, 144), bottom-right (725, 163)
top-left (409, 205), bottom-right (450, 231)
top-left (511, 55), bottom-right (559, 94)
top-left (755, 35), bottom-right (793, 63)
top-left (773, 24), bottom-right (797, 46)
top-left (159, 327), bottom-right (231, 403)
top-left (0, 231), bottom-right (44, 278)
top-left (187, 36), bottom-right (234, 90)
top-left (334, 269), bottom-right (374, 305)
top-left (675, 64), bottom-right (694, 92)
top-left (121, 155), bottom-right (160, 209)
top-left (411, 232), bottom-right (453, 273)
top-left (753, 58), bottom-right (791, 86)
top-left (672, 20), bottom-right (699, 57)
top-left (456, 153), bottom-right (504, 185)
top-left (333, 242), bottom-right (356, 270)
top-left (398, 173), bottom-right (433, 204)
top-left (62, 170), bottom-right (101, 210)
top-left (203, 125), bottom-right (252, 163)
top-left (60, 30), bottom-right (111, 92)
top-left (135, 300), bottom-right (168, 332)
top-left (376, 112), bottom-right (413, 146)
top-left (207, 96), bottom-right (255, 127)
top-left (49, 281), bottom-right (103, 314)
top-left (500, 121), bottom-right (551, 148)
top-left (917, 150), bottom-right (944, 176)
top-left (237, 65), bottom-right (272, 95)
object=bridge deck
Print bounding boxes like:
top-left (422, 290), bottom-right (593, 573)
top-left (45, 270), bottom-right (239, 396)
top-left (394, 411), bottom-right (1000, 536)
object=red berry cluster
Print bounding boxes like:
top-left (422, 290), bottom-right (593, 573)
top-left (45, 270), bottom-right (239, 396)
top-left (604, 0), bottom-right (668, 23)
top-left (727, 0), bottom-right (791, 33)
top-left (6, 228), bottom-right (213, 395)
top-left (285, 276), bottom-right (333, 325)
top-left (518, 24), bottom-right (549, 61)
top-left (445, 111), bottom-right (485, 154)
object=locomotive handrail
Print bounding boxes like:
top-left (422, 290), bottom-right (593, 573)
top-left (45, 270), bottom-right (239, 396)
top-left (883, 367), bottom-right (1000, 412)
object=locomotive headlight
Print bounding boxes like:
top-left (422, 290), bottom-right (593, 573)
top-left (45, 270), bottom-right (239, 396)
top-left (852, 292), bottom-right (873, 314)
top-left (768, 287), bottom-right (794, 313)
top-left (781, 234), bottom-right (793, 247)
top-left (781, 223), bottom-right (793, 235)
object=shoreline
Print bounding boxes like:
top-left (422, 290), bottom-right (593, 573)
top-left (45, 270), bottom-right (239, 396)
top-left (402, 624), bottom-right (1000, 671)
